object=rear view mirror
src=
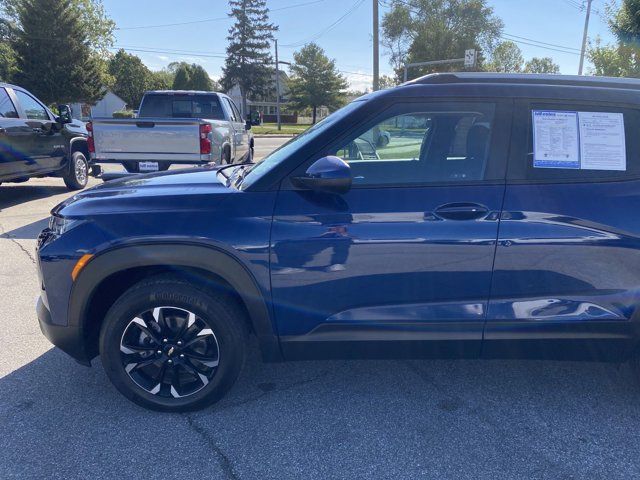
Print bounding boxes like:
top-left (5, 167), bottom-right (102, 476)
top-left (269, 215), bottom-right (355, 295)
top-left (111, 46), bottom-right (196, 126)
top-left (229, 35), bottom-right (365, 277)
top-left (292, 156), bottom-right (352, 194)
top-left (57, 104), bottom-right (72, 124)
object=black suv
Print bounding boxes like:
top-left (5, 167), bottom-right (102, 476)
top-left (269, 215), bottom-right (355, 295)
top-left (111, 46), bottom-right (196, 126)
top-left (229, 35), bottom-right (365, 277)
top-left (0, 83), bottom-right (90, 190)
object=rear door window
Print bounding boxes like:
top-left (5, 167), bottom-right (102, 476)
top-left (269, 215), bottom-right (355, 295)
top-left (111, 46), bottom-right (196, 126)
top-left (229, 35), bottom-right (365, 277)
top-left (509, 101), bottom-right (640, 182)
top-left (222, 98), bottom-right (238, 122)
top-left (0, 88), bottom-right (18, 118)
top-left (139, 94), bottom-right (225, 119)
top-left (229, 99), bottom-right (243, 122)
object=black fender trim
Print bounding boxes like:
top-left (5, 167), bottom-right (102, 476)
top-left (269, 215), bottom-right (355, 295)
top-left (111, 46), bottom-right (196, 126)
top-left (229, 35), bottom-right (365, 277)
top-left (69, 243), bottom-right (282, 362)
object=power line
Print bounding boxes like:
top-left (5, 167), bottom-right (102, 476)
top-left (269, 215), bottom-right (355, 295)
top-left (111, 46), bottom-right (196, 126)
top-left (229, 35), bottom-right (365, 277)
top-left (502, 33), bottom-right (581, 53)
top-left (280, 0), bottom-right (367, 48)
top-left (500, 36), bottom-right (581, 56)
top-left (117, 0), bottom-right (325, 30)
top-left (110, 46), bottom-right (226, 59)
top-left (115, 45), bottom-right (227, 56)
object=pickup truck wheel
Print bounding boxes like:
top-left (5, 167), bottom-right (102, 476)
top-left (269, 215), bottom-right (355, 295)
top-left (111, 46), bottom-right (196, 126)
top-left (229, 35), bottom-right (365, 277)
top-left (223, 146), bottom-right (231, 165)
top-left (99, 276), bottom-right (247, 412)
top-left (63, 152), bottom-right (89, 190)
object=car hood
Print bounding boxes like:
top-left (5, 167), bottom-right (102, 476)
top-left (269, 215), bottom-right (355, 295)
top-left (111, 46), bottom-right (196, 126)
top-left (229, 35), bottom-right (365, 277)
top-left (54, 165), bottom-right (236, 217)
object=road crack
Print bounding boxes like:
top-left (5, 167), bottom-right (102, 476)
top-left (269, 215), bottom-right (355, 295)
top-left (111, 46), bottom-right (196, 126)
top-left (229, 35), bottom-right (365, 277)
top-left (0, 225), bottom-right (36, 264)
top-left (184, 414), bottom-right (240, 480)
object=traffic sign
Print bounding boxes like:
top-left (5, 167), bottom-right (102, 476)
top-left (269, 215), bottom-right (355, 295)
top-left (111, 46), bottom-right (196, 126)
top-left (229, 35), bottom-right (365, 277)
top-left (464, 49), bottom-right (477, 68)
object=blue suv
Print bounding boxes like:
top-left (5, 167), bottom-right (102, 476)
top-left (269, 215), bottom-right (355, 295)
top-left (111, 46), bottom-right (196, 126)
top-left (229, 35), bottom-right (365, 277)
top-left (36, 73), bottom-right (640, 411)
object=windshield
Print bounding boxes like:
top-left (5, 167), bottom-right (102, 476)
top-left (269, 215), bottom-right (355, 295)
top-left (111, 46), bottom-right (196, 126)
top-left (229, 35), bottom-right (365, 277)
top-left (139, 93), bottom-right (225, 119)
top-left (239, 100), bottom-right (365, 189)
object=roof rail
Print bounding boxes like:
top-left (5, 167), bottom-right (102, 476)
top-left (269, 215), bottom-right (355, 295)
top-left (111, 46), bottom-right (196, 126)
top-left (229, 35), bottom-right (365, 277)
top-left (408, 72), bottom-right (640, 90)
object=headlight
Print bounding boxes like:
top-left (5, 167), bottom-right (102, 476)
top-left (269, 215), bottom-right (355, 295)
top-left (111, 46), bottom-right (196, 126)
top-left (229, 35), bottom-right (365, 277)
top-left (48, 215), bottom-right (82, 236)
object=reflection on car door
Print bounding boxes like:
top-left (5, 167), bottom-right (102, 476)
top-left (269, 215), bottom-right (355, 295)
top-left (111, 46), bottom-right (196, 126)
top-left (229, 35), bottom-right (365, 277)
top-left (270, 100), bottom-right (512, 359)
top-left (12, 88), bottom-right (65, 173)
top-left (485, 100), bottom-right (640, 361)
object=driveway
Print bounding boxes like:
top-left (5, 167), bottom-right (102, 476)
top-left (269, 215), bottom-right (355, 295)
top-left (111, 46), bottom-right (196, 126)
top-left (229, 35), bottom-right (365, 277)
top-left (1, 136), bottom-right (640, 479)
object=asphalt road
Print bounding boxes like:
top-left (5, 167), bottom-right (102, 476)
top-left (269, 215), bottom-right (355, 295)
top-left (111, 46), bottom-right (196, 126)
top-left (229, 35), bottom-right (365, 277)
top-left (2, 136), bottom-right (640, 479)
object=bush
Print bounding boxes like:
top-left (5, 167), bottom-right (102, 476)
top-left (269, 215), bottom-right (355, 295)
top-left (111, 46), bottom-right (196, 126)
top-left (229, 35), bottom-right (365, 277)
top-left (112, 109), bottom-right (135, 118)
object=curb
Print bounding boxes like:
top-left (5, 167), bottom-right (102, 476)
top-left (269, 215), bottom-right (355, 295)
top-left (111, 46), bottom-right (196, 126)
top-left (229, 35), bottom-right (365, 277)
top-left (253, 134), bottom-right (297, 138)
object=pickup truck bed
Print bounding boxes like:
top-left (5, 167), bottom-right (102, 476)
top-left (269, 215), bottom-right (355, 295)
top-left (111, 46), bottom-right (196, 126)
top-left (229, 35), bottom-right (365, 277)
top-left (88, 91), bottom-right (253, 172)
top-left (91, 118), bottom-right (211, 163)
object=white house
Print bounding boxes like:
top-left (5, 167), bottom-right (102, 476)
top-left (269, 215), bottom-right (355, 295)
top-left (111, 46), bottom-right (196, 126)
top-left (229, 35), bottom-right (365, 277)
top-left (70, 90), bottom-right (126, 121)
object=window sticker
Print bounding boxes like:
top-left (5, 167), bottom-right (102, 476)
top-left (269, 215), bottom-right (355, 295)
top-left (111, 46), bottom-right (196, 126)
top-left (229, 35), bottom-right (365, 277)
top-left (578, 112), bottom-right (626, 171)
top-left (532, 110), bottom-right (627, 171)
top-left (532, 111), bottom-right (580, 169)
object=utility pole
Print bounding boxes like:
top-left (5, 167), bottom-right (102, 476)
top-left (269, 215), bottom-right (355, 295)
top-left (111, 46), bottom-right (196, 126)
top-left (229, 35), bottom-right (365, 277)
top-left (578, 0), bottom-right (593, 76)
top-left (275, 39), bottom-right (282, 131)
top-left (373, 0), bottom-right (379, 91)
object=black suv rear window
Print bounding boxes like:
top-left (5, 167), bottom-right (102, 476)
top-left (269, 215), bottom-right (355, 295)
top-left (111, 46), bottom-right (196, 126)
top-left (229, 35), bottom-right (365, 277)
top-left (139, 94), bottom-right (225, 120)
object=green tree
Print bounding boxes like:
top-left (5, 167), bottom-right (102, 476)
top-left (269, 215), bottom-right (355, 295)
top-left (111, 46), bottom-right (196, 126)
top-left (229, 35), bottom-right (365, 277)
top-left (170, 62), bottom-right (214, 91)
top-left (588, 0), bottom-right (640, 77)
top-left (288, 43), bottom-right (348, 123)
top-left (524, 57), bottom-right (560, 74)
top-left (12, 0), bottom-right (103, 104)
top-left (1, 0), bottom-right (114, 53)
top-left (379, 74), bottom-right (397, 89)
top-left (0, 43), bottom-right (16, 81)
top-left (220, 0), bottom-right (277, 113)
top-left (148, 69), bottom-right (174, 91)
top-left (0, 18), bottom-right (16, 81)
top-left (108, 49), bottom-right (151, 108)
top-left (487, 41), bottom-right (523, 73)
top-left (382, 0), bottom-right (503, 81)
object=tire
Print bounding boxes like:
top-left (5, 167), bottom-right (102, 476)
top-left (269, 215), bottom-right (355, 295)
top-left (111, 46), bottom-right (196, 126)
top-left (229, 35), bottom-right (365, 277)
top-left (63, 151), bottom-right (89, 190)
top-left (245, 144), bottom-right (254, 163)
top-left (99, 276), bottom-right (247, 412)
top-left (223, 146), bottom-right (231, 165)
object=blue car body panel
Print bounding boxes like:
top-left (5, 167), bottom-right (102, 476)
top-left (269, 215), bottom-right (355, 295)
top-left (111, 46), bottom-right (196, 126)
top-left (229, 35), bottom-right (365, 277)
top-left (271, 185), bottom-right (505, 357)
top-left (35, 74), bottom-right (640, 364)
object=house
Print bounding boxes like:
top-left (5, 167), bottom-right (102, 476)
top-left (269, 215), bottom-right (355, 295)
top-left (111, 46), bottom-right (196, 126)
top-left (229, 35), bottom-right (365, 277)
top-left (70, 90), bottom-right (126, 121)
top-left (227, 71), bottom-right (301, 123)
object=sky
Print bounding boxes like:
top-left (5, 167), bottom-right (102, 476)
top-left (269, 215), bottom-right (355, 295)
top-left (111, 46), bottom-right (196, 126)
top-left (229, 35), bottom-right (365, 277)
top-left (103, 0), bottom-right (616, 91)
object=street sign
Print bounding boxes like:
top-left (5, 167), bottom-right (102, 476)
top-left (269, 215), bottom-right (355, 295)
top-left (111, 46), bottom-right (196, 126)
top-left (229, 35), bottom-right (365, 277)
top-left (464, 49), bottom-right (477, 68)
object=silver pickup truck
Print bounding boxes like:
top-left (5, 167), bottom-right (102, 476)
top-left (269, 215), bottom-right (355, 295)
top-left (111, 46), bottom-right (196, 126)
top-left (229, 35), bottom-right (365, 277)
top-left (88, 91), bottom-right (254, 173)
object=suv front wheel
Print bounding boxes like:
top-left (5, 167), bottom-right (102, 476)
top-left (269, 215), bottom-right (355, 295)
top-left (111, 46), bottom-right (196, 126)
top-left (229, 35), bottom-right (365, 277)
top-left (99, 276), bottom-right (247, 411)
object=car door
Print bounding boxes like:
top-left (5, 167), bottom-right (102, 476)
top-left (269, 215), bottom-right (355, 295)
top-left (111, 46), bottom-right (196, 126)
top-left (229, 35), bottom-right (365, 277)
top-left (0, 87), bottom-right (36, 179)
top-left (224, 98), bottom-right (249, 161)
top-left (485, 99), bottom-right (640, 361)
top-left (270, 99), bottom-right (512, 359)
top-left (11, 88), bottom-right (65, 172)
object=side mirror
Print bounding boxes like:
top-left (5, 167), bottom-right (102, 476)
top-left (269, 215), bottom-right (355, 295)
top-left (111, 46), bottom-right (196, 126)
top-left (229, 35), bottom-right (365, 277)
top-left (245, 119), bottom-right (252, 131)
top-left (57, 104), bottom-right (72, 124)
top-left (292, 156), bottom-right (352, 194)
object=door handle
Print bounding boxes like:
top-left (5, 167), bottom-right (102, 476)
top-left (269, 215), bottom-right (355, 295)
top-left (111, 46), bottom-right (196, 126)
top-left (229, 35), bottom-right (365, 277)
top-left (434, 202), bottom-right (489, 221)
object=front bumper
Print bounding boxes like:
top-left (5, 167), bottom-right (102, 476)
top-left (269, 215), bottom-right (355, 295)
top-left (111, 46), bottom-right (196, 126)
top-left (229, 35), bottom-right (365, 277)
top-left (37, 296), bottom-right (91, 366)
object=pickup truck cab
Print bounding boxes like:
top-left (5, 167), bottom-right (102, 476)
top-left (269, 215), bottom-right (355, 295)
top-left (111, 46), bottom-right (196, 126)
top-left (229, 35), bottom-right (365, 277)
top-left (0, 83), bottom-right (90, 190)
top-left (88, 90), bottom-right (254, 173)
top-left (36, 73), bottom-right (640, 411)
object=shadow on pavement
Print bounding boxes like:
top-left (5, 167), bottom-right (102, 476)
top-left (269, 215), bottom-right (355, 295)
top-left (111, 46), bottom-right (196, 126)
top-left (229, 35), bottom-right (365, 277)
top-left (0, 184), bottom-right (70, 211)
top-left (1, 218), bottom-right (49, 240)
top-left (2, 341), bottom-right (640, 479)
